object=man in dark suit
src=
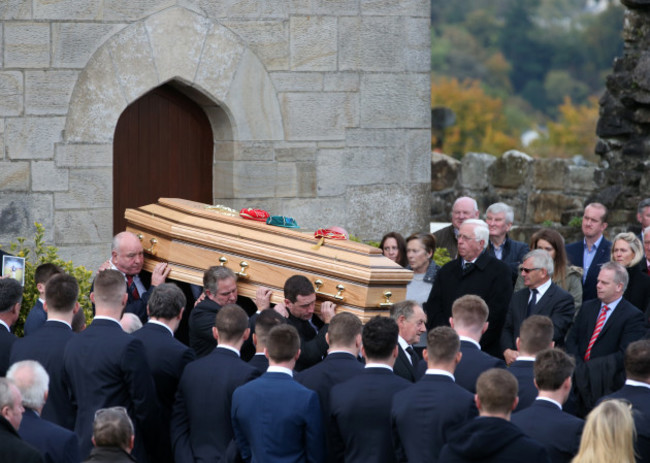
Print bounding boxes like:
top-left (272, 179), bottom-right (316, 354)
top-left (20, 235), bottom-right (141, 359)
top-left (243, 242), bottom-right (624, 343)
top-left (512, 349), bottom-right (584, 463)
top-left (0, 278), bottom-right (22, 376)
top-left (439, 369), bottom-right (550, 463)
top-left (392, 326), bottom-right (478, 463)
top-left (171, 304), bottom-right (259, 463)
top-left (329, 316), bottom-right (411, 463)
top-left (132, 283), bottom-right (195, 463)
top-left (0, 377), bottom-right (43, 463)
top-left (94, 231), bottom-right (171, 324)
top-left (508, 315), bottom-right (555, 412)
top-left (502, 249), bottom-right (574, 364)
top-left (485, 202), bottom-right (529, 284)
top-left (566, 261), bottom-right (647, 416)
top-left (7, 360), bottom-right (79, 463)
top-left (247, 309), bottom-right (286, 372)
top-left (63, 269), bottom-right (160, 462)
top-left (425, 219), bottom-right (513, 357)
top-left (449, 295), bottom-right (505, 393)
top-left (23, 263), bottom-right (63, 336)
top-left (10, 273), bottom-right (80, 430)
top-left (565, 202), bottom-right (612, 303)
top-left (232, 324), bottom-right (326, 462)
top-left (282, 275), bottom-right (336, 371)
top-left (433, 196), bottom-right (480, 259)
top-left (600, 339), bottom-right (650, 463)
top-left (390, 300), bottom-right (427, 382)
top-left (86, 407), bottom-right (137, 463)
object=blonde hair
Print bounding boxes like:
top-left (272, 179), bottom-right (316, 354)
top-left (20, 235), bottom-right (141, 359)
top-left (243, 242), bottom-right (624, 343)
top-left (571, 399), bottom-right (636, 463)
top-left (611, 232), bottom-right (644, 268)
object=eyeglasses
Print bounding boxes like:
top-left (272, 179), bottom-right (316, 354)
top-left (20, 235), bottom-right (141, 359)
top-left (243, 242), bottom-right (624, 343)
top-left (519, 266), bottom-right (541, 274)
top-left (94, 406), bottom-right (128, 419)
top-left (457, 234), bottom-right (478, 242)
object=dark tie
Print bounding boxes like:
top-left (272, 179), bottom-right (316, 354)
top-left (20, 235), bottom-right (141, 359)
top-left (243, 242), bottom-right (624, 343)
top-left (307, 318), bottom-right (319, 335)
top-left (526, 288), bottom-right (538, 317)
top-left (405, 346), bottom-right (418, 366)
top-left (462, 261), bottom-right (474, 275)
top-left (126, 275), bottom-right (140, 300)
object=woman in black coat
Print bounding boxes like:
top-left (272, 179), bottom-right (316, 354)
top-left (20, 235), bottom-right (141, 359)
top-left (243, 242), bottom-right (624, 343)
top-left (611, 232), bottom-right (650, 319)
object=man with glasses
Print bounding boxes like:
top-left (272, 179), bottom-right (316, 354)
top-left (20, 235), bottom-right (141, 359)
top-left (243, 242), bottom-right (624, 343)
top-left (425, 219), bottom-right (513, 358)
top-left (501, 250), bottom-right (574, 365)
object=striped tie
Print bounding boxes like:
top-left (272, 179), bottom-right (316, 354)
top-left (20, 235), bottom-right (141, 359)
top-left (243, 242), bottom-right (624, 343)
top-left (584, 305), bottom-right (609, 362)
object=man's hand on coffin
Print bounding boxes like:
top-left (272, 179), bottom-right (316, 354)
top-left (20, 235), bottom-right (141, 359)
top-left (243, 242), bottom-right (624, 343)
top-left (151, 262), bottom-right (171, 286)
top-left (319, 301), bottom-right (336, 324)
top-left (97, 259), bottom-right (112, 272)
top-left (255, 287), bottom-right (273, 311)
top-left (272, 302), bottom-right (289, 318)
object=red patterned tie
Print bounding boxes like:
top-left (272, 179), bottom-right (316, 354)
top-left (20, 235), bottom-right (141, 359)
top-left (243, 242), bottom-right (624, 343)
top-left (584, 305), bottom-right (609, 362)
top-left (126, 275), bottom-right (140, 300)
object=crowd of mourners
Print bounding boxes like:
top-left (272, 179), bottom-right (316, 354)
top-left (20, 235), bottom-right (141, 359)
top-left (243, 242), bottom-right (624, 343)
top-left (1, 195), bottom-right (650, 463)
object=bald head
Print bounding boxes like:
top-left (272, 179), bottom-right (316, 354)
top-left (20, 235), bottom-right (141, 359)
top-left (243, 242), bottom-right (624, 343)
top-left (111, 231), bottom-right (144, 276)
top-left (452, 196), bottom-right (479, 230)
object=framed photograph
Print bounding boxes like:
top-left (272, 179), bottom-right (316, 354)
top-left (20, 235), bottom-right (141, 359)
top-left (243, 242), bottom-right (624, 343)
top-left (2, 255), bottom-right (25, 286)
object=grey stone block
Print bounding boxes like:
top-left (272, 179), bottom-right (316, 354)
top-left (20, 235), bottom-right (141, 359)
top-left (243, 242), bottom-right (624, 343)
top-left (104, 0), bottom-right (174, 21)
top-left (274, 143), bottom-right (317, 162)
top-left (0, 1), bottom-right (31, 20)
top-left (32, 161), bottom-right (69, 192)
top-left (274, 162), bottom-right (298, 197)
top-left (290, 16), bottom-right (337, 71)
top-left (25, 70), bottom-right (79, 115)
top-left (316, 148), bottom-right (347, 196)
top-left (340, 16), bottom-right (405, 71)
top-left (0, 161), bottom-right (29, 191)
top-left (213, 161), bottom-right (235, 199)
top-left (282, 197), bottom-right (347, 231)
top-left (52, 23), bottom-right (125, 69)
top-left (405, 129), bottom-right (432, 184)
top-left (404, 17), bottom-right (430, 72)
top-left (567, 165), bottom-right (597, 193)
top-left (6, 117), bottom-right (65, 160)
top-left (288, 0), bottom-right (359, 16)
top-left (361, 0), bottom-right (429, 16)
top-left (460, 152), bottom-right (496, 190)
top-left (324, 73), bottom-right (360, 92)
top-left (360, 74), bottom-right (429, 128)
top-left (489, 150), bottom-right (533, 189)
top-left (58, 243), bottom-right (111, 274)
top-left (0, 71), bottom-right (23, 117)
top-left (4, 22), bottom-right (50, 68)
top-left (0, 193), bottom-right (54, 243)
top-left (54, 168), bottom-right (111, 208)
top-left (54, 208), bottom-right (112, 245)
top-left (280, 92), bottom-right (359, 140)
top-left (55, 143), bottom-right (112, 168)
top-left (34, 0), bottom-right (102, 20)
top-left (223, 20), bottom-right (289, 71)
top-left (233, 141), bottom-right (275, 161)
top-left (296, 162), bottom-right (317, 197)
top-left (232, 161), bottom-right (277, 198)
top-left (270, 72), bottom-right (323, 92)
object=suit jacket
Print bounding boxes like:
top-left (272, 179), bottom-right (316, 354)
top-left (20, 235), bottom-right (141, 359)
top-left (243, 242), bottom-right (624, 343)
top-left (232, 371), bottom-right (325, 463)
top-left (434, 225), bottom-right (458, 259)
top-left (83, 447), bottom-right (136, 463)
top-left (10, 320), bottom-right (76, 430)
top-left (392, 346), bottom-right (423, 383)
top-left (501, 282), bottom-right (574, 351)
top-left (171, 347), bottom-right (260, 463)
top-left (18, 408), bottom-right (79, 463)
top-left (511, 399), bottom-right (583, 463)
top-left (0, 324), bottom-right (17, 376)
top-left (286, 313), bottom-right (329, 372)
top-left (248, 353), bottom-right (269, 373)
top-left (601, 384), bottom-right (650, 463)
top-left (63, 318), bottom-right (160, 462)
top-left (439, 416), bottom-right (550, 463)
top-left (424, 252), bottom-right (514, 357)
top-left (391, 374), bottom-right (478, 463)
top-left (24, 300), bottom-right (47, 336)
top-left (0, 415), bottom-right (43, 463)
top-left (455, 340), bottom-right (506, 394)
top-left (509, 359), bottom-right (537, 412)
top-left (330, 367), bottom-right (411, 463)
top-left (624, 266), bottom-right (650, 317)
top-left (188, 297), bottom-right (222, 358)
top-left (566, 299), bottom-right (647, 414)
top-left (90, 271), bottom-right (153, 324)
top-left (133, 322), bottom-right (195, 463)
top-left (565, 238), bottom-right (612, 303)
top-left (487, 235), bottom-right (529, 285)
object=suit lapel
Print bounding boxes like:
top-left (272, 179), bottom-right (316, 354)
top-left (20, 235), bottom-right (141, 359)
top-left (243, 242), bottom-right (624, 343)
top-left (532, 283), bottom-right (556, 315)
top-left (397, 347), bottom-right (415, 380)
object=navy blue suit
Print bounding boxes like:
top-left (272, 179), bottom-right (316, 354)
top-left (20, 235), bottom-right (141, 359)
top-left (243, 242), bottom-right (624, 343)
top-left (132, 322), bottom-right (195, 463)
top-left (287, 313), bottom-right (329, 372)
top-left (232, 371), bottom-right (326, 463)
top-left (18, 408), bottom-right (79, 463)
top-left (439, 416), bottom-right (550, 463)
top-left (171, 346), bottom-right (260, 463)
top-left (509, 359), bottom-right (537, 411)
top-left (10, 320), bottom-right (76, 429)
top-left (501, 282), bottom-right (574, 351)
top-left (392, 346), bottom-right (423, 383)
top-left (63, 318), bottom-right (160, 462)
top-left (24, 300), bottom-right (47, 336)
top-left (90, 271), bottom-right (153, 324)
top-left (188, 297), bottom-right (222, 358)
top-left (565, 238), bottom-right (612, 303)
top-left (392, 373), bottom-right (478, 463)
top-left (512, 399), bottom-right (583, 463)
top-left (601, 384), bottom-right (650, 463)
top-left (487, 235), bottom-right (529, 285)
top-left (455, 340), bottom-right (506, 393)
top-left (330, 367), bottom-right (411, 463)
top-left (247, 353), bottom-right (269, 373)
top-left (0, 324), bottom-right (17, 376)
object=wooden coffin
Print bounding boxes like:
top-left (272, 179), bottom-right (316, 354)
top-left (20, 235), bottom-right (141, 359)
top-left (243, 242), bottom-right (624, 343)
top-left (124, 198), bottom-right (413, 322)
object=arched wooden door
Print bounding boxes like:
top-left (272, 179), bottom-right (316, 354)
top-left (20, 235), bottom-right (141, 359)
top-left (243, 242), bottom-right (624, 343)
top-left (113, 84), bottom-right (213, 234)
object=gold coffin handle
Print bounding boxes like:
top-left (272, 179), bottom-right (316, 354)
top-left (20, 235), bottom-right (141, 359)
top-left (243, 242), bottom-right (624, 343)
top-left (136, 234), bottom-right (158, 255)
top-left (219, 256), bottom-right (228, 266)
top-left (314, 279), bottom-right (345, 301)
top-left (378, 290), bottom-right (394, 308)
top-left (237, 261), bottom-right (249, 278)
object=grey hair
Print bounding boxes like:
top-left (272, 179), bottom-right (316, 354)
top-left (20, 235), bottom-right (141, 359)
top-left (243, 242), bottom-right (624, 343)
top-left (390, 300), bottom-right (418, 321)
top-left (203, 266), bottom-right (237, 295)
top-left (486, 202), bottom-right (514, 225)
top-left (523, 249), bottom-right (554, 277)
top-left (111, 231), bottom-right (140, 252)
top-left (6, 360), bottom-right (49, 410)
top-left (453, 196), bottom-right (478, 212)
top-left (462, 219), bottom-right (490, 250)
top-left (638, 198), bottom-right (650, 214)
top-left (600, 261), bottom-right (629, 293)
top-left (0, 378), bottom-right (16, 409)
